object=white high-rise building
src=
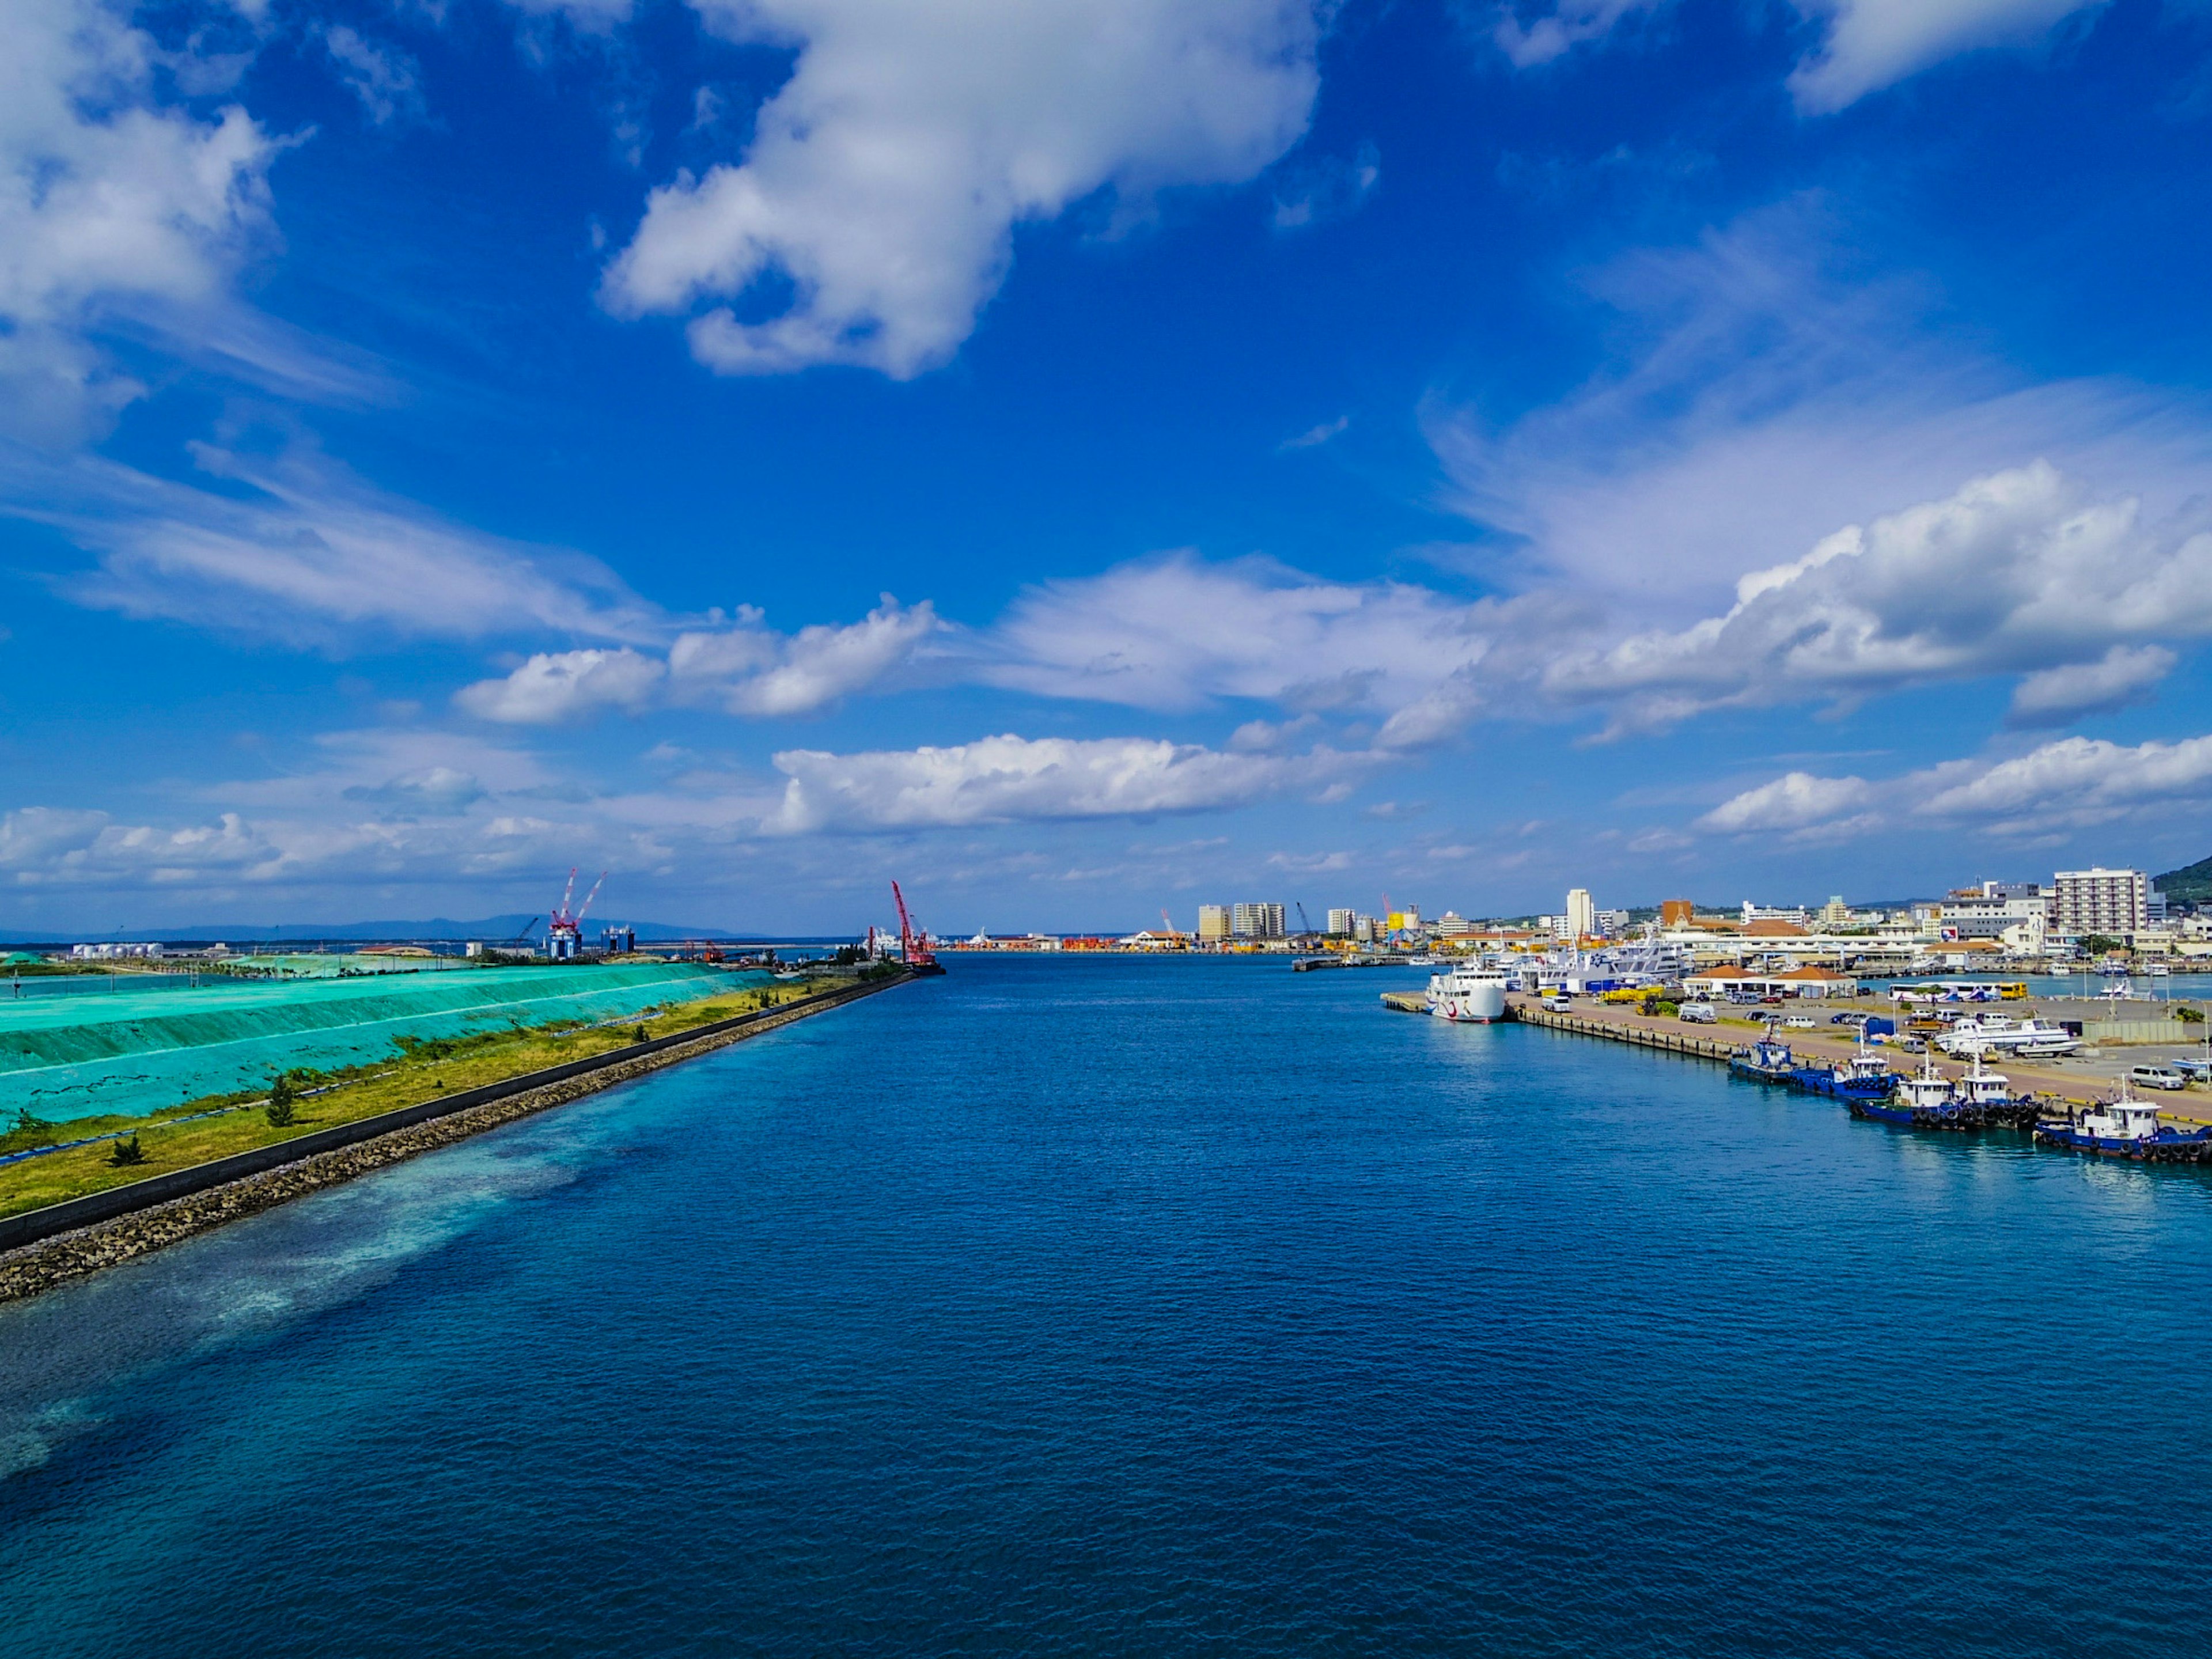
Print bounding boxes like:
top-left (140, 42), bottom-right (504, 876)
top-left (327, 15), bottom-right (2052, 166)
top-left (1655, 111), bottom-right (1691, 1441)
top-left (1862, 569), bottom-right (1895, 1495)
top-left (2051, 868), bottom-right (2147, 937)
top-left (1327, 908), bottom-right (1355, 935)
top-left (1564, 888), bottom-right (1596, 940)
top-left (1231, 902), bottom-right (1286, 939)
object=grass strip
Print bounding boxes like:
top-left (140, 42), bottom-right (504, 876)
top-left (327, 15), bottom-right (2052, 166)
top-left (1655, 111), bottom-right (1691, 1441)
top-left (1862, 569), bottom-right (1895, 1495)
top-left (0, 978), bottom-right (836, 1222)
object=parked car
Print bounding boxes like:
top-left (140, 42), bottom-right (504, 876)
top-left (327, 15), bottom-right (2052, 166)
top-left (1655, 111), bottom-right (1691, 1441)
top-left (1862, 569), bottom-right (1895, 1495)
top-left (1830, 1011), bottom-right (1870, 1027)
top-left (1782, 1014), bottom-right (1816, 1029)
top-left (1541, 995), bottom-right (1573, 1012)
top-left (2129, 1064), bottom-right (2188, 1092)
top-left (1679, 1003), bottom-right (1718, 1024)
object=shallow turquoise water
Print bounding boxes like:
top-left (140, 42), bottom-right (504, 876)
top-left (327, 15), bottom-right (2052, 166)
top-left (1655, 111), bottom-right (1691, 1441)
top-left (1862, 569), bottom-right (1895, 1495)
top-left (6, 955), bottom-right (2212, 1656)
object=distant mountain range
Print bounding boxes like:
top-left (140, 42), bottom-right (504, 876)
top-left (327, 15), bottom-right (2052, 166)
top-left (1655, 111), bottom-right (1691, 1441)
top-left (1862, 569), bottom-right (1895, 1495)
top-left (2155, 855), bottom-right (2212, 906)
top-left (0, 915), bottom-right (757, 946)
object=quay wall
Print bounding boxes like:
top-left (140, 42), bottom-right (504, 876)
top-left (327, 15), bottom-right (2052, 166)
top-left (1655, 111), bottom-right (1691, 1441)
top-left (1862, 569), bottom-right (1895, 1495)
top-left (1509, 1003), bottom-right (1738, 1063)
top-left (0, 971), bottom-right (913, 1305)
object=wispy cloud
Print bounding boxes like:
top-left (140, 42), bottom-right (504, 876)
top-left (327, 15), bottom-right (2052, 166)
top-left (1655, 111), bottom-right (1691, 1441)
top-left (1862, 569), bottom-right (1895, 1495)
top-left (22, 441), bottom-right (661, 649)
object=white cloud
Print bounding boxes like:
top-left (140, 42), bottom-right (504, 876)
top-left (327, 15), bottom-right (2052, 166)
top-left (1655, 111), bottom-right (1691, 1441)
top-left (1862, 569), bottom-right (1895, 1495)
top-left (601, 0), bottom-right (1319, 376)
top-left (1485, 1), bottom-right (2108, 108)
top-left (669, 596), bottom-right (940, 714)
top-left (456, 648), bottom-right (666, 724)
top-left (0, 805), bottom-right (281, 886)
top-left (1545, 464), bottom-right (2212, 733)
top-left (0, 807), bottom-right (110, 870)
top-left (1702, 732), bottom-right (2212, 843)
top-left (1270, 142), bottom-right (1378, 231)
top-left (982, 551), bottom-right (1573, 724)
top-left (0, 0), bottom-right (281, 444)
top-left (1916, 734), bottom-right (2212, 827)
top-left (19, 441), bottom-right (661, 647)
top-left (1695, 771), bottom-right (1877, 839)
top-left (763, 732), bottom-right (1357, 833)
top-left (1488, 1), bottom-right (1658, 68)
top-left (2008, 645), bottom-right (2175, 728)
top-left (1788, 0), bottom-right (2107, 113)
top-left (1278, 415), bottom-right (1349, 450)
top-left (1433, 202), bottom-right (2212, 630)
top-left (320, 26), bottom-right (428, 128)
top-left (454, 596), bottom-right (941, 724)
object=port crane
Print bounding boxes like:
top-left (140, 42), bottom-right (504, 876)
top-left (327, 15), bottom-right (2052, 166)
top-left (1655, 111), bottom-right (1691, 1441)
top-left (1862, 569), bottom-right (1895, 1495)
top-left (548, 868), bottom-right (606, 961)
top-left (891, 880), bottom-right (943, 973)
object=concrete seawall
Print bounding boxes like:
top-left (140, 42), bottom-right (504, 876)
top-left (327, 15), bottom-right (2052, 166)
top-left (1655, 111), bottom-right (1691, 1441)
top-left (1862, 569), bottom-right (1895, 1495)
top-left (0, 971), bottom-right (914, 1305)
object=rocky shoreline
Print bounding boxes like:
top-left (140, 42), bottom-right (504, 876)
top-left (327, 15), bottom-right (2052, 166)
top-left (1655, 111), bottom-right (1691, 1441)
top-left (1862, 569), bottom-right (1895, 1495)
top-left (0, 972), bottom-right (909, 1307)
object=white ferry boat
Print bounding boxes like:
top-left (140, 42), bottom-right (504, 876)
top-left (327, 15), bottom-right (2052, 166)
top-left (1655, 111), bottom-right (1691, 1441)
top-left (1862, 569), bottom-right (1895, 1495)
top-left (1425, 964), bottom-right (1509, 1023)
top-left (1937, 1015), bottom-right (2078, 1059)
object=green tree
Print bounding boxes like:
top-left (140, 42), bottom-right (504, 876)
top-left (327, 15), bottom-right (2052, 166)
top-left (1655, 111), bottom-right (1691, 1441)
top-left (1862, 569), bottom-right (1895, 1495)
top-left (265, 1073), bottom-right (297, 1128)
top-left (108, 1134), bottom-right (146, 1167)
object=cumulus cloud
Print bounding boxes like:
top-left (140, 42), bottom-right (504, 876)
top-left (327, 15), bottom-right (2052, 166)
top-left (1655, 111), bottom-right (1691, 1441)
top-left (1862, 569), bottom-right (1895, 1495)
top-left (1545, 464), bottom-right (2212, 733)
top-left (0, 805), bottom-right (280, 885)
top-left (20, 441), bottom-right (661, 647)
top-left (669, 596), bottom-right (940, 715)
top-left (763, 732), bottom-right (1358, 833)
top-left (1695, 771), bottom-right (1878, 840)
top-left (1701, 732), bottom-right (2212, 842)
top-left (0, 0), bottom-right (279, 443)
top-left (2008, 645), bottom-right (2175, 728)
top-left (456, 648), bottom-right (666, 724)
top-left (456, 596), bottom-right (941, 724)
top-left (601, 0), bottom-right (1319, 376)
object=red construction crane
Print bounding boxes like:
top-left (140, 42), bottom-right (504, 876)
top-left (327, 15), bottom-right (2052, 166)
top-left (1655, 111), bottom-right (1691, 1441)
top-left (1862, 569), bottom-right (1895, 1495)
top-left (891, 880), bottom-right (943, 972)
top-left (548, 868), bottom-right (607, 961)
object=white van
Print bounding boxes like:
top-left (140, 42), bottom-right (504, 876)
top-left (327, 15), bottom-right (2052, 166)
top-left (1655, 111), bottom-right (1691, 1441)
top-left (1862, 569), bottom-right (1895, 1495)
top-left (2130, 1064), bottom-right (2188, 1092)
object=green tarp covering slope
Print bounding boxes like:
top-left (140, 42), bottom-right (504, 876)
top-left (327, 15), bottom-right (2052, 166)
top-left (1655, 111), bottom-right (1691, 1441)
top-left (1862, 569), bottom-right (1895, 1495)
top-left (0, 961), bottom-right (756, 1122)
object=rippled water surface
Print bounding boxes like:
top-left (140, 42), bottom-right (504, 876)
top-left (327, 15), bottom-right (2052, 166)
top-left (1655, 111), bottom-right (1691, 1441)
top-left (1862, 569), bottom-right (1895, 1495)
top-left (7, 955), bottom-right (2212, 1657)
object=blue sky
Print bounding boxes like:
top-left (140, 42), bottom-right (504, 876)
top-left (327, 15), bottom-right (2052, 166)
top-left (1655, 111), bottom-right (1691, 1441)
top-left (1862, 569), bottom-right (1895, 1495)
top-left (7, 0), bottom-right (2212, 934)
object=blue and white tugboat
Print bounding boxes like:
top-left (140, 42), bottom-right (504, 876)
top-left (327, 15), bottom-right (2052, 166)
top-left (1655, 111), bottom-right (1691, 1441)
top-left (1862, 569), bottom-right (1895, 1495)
top-left (2034, 1081), bottom-right (2212, 1162)
top-left (1800, 1034), bottom-right (1897, 1104)
top-left (1851, 1056), bottom-right (1956, 1127)
top-left (1729, 1030), bottom-right (1797, 1084)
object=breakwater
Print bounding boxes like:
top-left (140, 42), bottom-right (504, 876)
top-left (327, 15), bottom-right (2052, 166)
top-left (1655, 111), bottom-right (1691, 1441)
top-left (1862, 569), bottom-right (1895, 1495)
top-left (0, 970), bottom-right (912, 1305)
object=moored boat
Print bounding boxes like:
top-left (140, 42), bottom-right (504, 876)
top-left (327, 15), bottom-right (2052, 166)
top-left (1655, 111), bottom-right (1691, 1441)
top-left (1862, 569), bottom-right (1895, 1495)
top-left (1800, 1034), bottom-right (1898, 1103)
top-left (1729, 1033), bottom-right (1797, 1083)
top-left (1425, 964), bottom-right (1509, 1023)
top-left (2035, 1081), bottom-right (2212, 1161)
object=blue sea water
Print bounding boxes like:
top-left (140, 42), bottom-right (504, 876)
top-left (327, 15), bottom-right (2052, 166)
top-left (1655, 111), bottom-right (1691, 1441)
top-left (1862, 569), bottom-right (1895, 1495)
top-left (7, 955), bottom-right (2212, 1657)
